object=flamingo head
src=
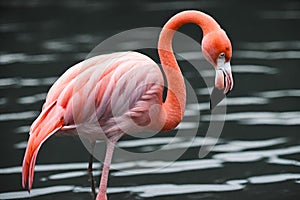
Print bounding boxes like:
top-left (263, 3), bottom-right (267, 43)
top-left (201, 29), bottom-right (233, 110)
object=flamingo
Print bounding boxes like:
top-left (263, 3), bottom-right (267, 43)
top-left (22, 10), bottom-right (233, 200)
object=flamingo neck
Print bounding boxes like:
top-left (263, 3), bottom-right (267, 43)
top-left (158, 10), bottom-right (220, 131)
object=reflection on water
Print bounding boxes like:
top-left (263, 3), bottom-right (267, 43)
top-left (48, 170), bottom-right (99, 181)
top-left (17, 93), bottom-right (47, 105)
top-left (105, 182), bottom-right (245, 198)
top-left (1, 172), bottom-right (300, 199)
top-left (268, 156), bottom-right (300, 166)
top-left (257, 89), bottom-right (300, 98)
top-left (1, 0), bottom-right (300, 199)
top-left (0, 186), bottom-right (75, 200)
top-left (212, 137), bottom-right (287, 152)
top-left (203, 111), bottom-right (300, 125)
top-left (0, 98), bottom-right (8, 106)
top-left (0, 53), bottom-right (58, 65)
top-left (214, 145), bottom-right (300, 162)
top-left (232, 65), bottom-right (278, 74)
top-left (234, 50), bottom-right (300, 60)
top-left (239, 41), bottom-right (300, 50)
top-left (0, 77), bottom-right (57, 88)
top-left (0, 111), bottom-right (38, 122)
top-left (1, 136), bottom-right (299, 198)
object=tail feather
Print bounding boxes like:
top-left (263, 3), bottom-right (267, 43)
top-left (22, 101), bottom-right (64, 191)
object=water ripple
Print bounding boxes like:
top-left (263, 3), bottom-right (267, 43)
top-left (0, 111), bottom-right (38, 122)
top-left (0, 23), bottom-right (24, 33)
top-left (1, 172), bottom-right (299, 199)
top-left (203, 111), bottom-right (300, 125)
top-left (13, 141), bottom-right (28, 149)
top-left (48, 170), bottom-right (94, 180)
top-left (267, 156), bottom-right (300, 167)
top-left (248, 173), bottom-right (300, 184)
top-left (239, 41), bottom-right (300, 51)
top-left (232, 65), bottom-right (279, 74)
top-left (107, 182), bottom-right (245, 198)
top-left (14, 125), bottom-right (30, 134)
top-left (117, 136), bottom-right (219, 151)
top-left (1, 142), bottom-right (299, 198)
top-left (0, 185), bottom-right (74, 200)
top-left (4, 137), bottom-right (293, 175)
top-left (112, 159), bottom-right (222, 176)
top-left (212, 138), bottom-right (287, 152)
top-left (0, 53), bottom-right (58, 64)
top-left (0, 163), bottom-right (100, 174)
top-left (0, 97), bottom-right (8, 106)
top-left (257, 89), bottom-right (300, 98)
top-left (234, 50), bottom-right (300, 60)
top-left (43, 41), bottom-right (74, 52)
top-left (0, 77), bottom-right (57, 88)
top-left (187, 97), bottom-right (269, 113)
top-left (17, 93), bottom-right (47, 104)
top-left (117, 137), bottom-right (183, 148)
top-left (213, 145), bottom-right (300, 162)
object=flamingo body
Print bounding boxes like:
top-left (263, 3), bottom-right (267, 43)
top-left (22, 52), bottom-right (165, 188)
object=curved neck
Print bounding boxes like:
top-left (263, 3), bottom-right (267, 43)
top-left (158, 10), bottom-right (220, 131)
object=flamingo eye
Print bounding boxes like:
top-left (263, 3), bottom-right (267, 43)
top-left (219, 52), bottom-right (225, 59)
top-left (217, 52), bottom-right (226, 67)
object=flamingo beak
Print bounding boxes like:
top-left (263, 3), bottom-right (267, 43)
top-left (210, 62), bottom-right (233, 110)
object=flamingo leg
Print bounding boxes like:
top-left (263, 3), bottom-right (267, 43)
top-left (96, 135), bottom-right (121, 200)
top-left (88, 141), bottom-right (96, 199)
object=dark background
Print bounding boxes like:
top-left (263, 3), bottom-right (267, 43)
top-left (1, 0), bottom-right (300, 199)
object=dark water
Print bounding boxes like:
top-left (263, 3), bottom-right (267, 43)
top-left (1, 0), bottom-right (300, 199)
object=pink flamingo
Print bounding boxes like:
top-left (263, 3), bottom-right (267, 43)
top-left (22, 10), bottom-right (233, 200)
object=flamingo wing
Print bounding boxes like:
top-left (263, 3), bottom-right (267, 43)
top-left (22, 51), bottom-right (164, 190)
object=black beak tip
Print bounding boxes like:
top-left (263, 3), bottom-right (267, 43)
top-left (209, 87), bottom-right (228, 111)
